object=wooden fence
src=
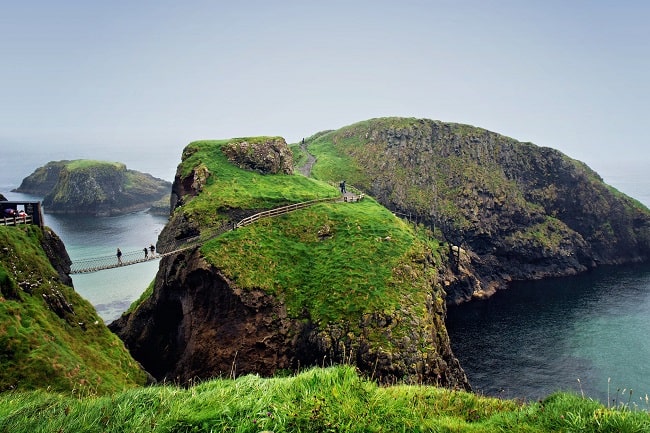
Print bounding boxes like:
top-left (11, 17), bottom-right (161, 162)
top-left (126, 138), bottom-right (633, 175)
top-left (0, 214), bottom-right (33, 226)
top-left (235, 197), bottom-right (338, 229)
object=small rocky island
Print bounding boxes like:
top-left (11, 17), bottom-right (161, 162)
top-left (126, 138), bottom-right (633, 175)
top-left (14, 160), bottom-right (171, 216)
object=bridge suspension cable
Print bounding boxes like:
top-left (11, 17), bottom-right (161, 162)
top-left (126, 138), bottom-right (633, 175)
top-left (69, 194), bottom-right (361, 274)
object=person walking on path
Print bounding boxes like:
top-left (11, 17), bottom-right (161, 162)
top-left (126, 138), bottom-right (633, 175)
top-left (143, 247), bottom-right (149, 259)
top-left (150, 244), bottom-right (156, 257)
top-left (117, 248), bottom-right (123, 265)
top-left (339, 180), bottom-right (347, 194)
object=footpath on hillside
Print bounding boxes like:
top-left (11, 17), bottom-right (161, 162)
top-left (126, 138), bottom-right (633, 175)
top-left (297, 138), bottom-right (317, 177)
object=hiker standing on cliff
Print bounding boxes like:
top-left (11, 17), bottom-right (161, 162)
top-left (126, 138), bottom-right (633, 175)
top-left (117, 248), bottom-right (123, 265)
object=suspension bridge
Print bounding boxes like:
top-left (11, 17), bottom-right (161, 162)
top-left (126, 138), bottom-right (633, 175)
top-left (68, 230), bottom-right (214, 274)
top-left (68, 193), bottom-right (364, 274)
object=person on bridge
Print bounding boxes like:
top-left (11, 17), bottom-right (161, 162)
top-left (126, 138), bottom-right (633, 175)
top-left (143, 247), bottom-right (148, 259)
top-left (117, 248), bottom-right (123, 265)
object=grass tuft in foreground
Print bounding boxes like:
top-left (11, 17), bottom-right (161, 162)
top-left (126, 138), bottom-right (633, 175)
top-left (1, 366), bottom-right (648, 433)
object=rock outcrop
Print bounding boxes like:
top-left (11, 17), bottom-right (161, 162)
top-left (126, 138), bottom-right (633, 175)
top-left (111, 246), bottom-right (469, 389)
top-left (14, 160), bottom-right (171, 216)
top-left (111, 137), bottom-right (470, 390)
top-left (221, 137), bottom-right (293, 175)
top-left (305, 117), bottom-right (650, 303)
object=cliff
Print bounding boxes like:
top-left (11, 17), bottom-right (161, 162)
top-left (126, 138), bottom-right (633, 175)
top-left (302, 117), bottom-right (650, 303)
top-left (0, 224), bottom-right (148, 393)
top-left (14, 160), bottom-right (171, 216)
top-left (111, 137), bottom-right (470, 390)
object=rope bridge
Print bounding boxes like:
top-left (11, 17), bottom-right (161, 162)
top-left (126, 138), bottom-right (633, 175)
top-left (68, 194), bottom-right (362, 274)
top-left (69, 236), bottom-right (198, 274)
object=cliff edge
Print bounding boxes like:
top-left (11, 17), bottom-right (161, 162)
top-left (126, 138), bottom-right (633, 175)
top-left (0, 224), bottom-right (148, 393)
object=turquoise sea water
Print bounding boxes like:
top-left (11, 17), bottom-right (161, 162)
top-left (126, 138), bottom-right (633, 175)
top-left (446, 264), bottom-right (650, 405)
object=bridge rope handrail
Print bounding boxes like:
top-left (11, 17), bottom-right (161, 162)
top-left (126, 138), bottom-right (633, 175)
top-left (69, 193), bottom-right (361, 274)
top-left (68, 223), bottom-right (231, 274)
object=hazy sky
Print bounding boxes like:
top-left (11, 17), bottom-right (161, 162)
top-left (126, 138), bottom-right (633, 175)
top-left (2, 0), bottom-right (649, 181)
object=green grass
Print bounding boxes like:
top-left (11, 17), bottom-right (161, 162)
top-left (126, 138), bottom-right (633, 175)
top-left (0, 225), bottom-right (148, 394)
top-left (65, 160), bottom-right (125, 171)
top-left (307, 131), bottom-right (366, 187)
top-left (1, 365), bottom-right (648, 433)
top-left (202, 197), bottom-right (439, 327)
top-left (175, 139), bottom-right (339, 228)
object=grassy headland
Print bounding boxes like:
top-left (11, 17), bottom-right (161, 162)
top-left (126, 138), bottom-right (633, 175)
top-left (202, 198), bottom-right (439, 326)
top-left (176, 139), bottom-right (338, 226)
top-left (159, 138), bottom-right (447, 356)
top-left (0, 225), bottom-right (148, 394)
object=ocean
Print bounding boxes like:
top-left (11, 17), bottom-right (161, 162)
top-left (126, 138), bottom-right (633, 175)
top-left (446, 263), bottom-right (650, 405)
top-left (1, 150), bottom-right (648, 405)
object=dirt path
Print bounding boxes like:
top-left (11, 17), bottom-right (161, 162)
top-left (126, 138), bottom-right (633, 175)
top-left (297, 140), bottom-right (316, 177)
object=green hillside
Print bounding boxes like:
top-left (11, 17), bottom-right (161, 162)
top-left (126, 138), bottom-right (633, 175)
top-left (168, 138), bottom-right (445, 342)
top-left (204, 199), bottom-right (440, 327)
top-left (294, 117), bottom-right (650, 303)
top-left (175, 139), bottom-right (338, 226)
top-left (0, 225), bottom-right (148, 394)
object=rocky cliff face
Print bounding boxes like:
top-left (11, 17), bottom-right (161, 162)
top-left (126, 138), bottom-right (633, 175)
top-left (222, 136), bottom-right (294, 175)
top-left (14, 160), bottom-right (171, 216)
top-left (311, 118), bottom-right (650, 303)
top-left (110, 246), bottom-right (468, 388)
top-left (39, 226), bottom-right (73, 287)
top-left (11, 161), bottom-right (65, 196)
top-left (111, 137), bottom-right (470, 390)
